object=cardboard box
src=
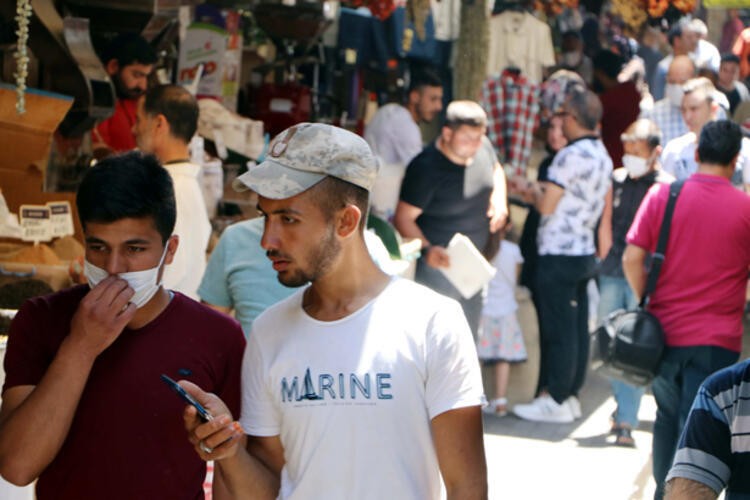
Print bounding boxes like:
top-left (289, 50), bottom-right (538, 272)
top-left (0, 84), bottom-right (82, 240)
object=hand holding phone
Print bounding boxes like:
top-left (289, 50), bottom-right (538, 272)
top-left (161, 374), bottom-right (213, 422)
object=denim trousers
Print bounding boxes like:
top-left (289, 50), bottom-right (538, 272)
top-left (597, 275), bottom-right (645, 429)
top-left (534, 254), bottom-right (596, 404)
top-left (651, 345), bottom-right (739, 500)
top-left (415, 258), bottom-right (483, 338)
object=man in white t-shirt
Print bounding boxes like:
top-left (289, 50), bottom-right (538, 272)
top-left (661, 77), bottom-right (750, 190)
top-left (178, 123), bottom-right (487, 499)
top-left (365, 70), bottom-right (443, 221)
top-left (133, 84), bottom-right (211, 299)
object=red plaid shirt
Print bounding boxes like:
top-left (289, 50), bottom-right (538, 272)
top-left (482, 70), bottom-right (541, 177)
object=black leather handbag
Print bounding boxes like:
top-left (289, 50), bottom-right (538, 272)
top-left (591, 180), bottom-right (685, 387)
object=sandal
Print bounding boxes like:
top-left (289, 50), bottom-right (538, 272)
top-left (483, 398), bottom-right (508, 416)
top-left (614, 427), bottom-right (636, 447)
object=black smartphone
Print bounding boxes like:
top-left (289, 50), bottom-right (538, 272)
top-left (161, 374), bottom-right (213, 422)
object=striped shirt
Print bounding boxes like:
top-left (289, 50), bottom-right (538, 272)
top-left (667, 359), bottom-right (750, 498)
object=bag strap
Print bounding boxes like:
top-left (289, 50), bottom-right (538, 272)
top-left (639, 179), bottom-right (686, 308)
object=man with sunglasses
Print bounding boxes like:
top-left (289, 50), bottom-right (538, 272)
top-left (513, 85), bottom-right (612, 423)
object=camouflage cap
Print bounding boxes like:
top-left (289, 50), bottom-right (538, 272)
top-left (233, 123), bottom-right (378, 199)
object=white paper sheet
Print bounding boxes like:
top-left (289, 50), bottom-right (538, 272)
top-left (438, 233), bottom-right (496, 299)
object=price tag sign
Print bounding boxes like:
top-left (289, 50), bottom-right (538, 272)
top-left (47, 201), bottom-right (75, 238)
top-left (19, 205), bottom-right (53, 243)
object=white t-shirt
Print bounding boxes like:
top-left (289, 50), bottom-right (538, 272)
top-left (660, 132), bottom-right (750, 188)
top-left (365, 104), bottom-right (423, 220)
top-left (483, 240), bottom-right (523, 317)
top-left (538, 137), bottom-right (613, 256)
top-left (241, 278), bottom-right (484, 500)
top-left (162, 161), bottom-right (211, 299)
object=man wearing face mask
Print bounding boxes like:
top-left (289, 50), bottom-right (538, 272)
top-left (651, 19), bottom-right (698, 102)
top-left (558, 30), bottom-right (593, 86)
top-left (0, 152), bottom-right (245, 499)
top-left (597, 119), bottom-right (672, 447)
top-left (92, 33), bottom-right (157, 154)
top-left (641, 55), bottom-right (695, 144)
top-left (661, 77), bottom-right (750, 191)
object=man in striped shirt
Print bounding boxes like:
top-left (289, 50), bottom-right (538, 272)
top-left (666, 359), bottom-right (750, 499)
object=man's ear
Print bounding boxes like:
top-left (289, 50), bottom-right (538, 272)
top-left (408, 89), bottom-right (419, 106)
top-left (710, 101), bottom-right (720, 119)
top-left (106, 59), bottom-right (119, 77)
top-left (337, 205), bottom-right (362, 238)
top-left (730, 153), bottom-right (741, 171)
top-left (649, 145), bottom-right (662, 166)
top-left (164, 234), bottom-right (179, 266)
top-left (155, 113), bottom-right (170, 134)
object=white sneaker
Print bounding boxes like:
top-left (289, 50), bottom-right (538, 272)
top-left (565, 396), bottom-right (582, 419)
top-left (513, 395), bottom-right (575, 423)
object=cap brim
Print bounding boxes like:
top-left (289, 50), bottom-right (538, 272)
top-left (232, 158), bottom-right (326, 199)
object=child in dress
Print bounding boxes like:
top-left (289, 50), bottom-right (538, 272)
top-left (478, 223), bottom-right (527, 416)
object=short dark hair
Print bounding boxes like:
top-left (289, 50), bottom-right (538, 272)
top-left (721, 53), bottom-right (741, 65)
top-left (667, 21), bottom-right (686, 46)
top-left (308, 176), bottom-right (370, 231)
top-left (101, 33), bottom-right (157, 68)
top-left (561, 30), bottom-right (582, 42)
top-left (593, 50), bottom-right (624, 79)
top-left (697, 120), bottom-right (742, 166)
top-left (143, 84), bottom-right (199, 143)
top-left (408, 69), bottom-right (443, 94)
top-left (565, 85), bottom-right (602, 131)
top-left (76, 152), bottom-right (176, 243)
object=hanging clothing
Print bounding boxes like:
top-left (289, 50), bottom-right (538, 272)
top-left (431, 0), bottom-right (461, 41)
top-left (482, 69), bottom-right (541, 177)
top-left (486, 11), bottom-right (555, 84)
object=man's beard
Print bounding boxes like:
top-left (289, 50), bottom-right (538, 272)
top-left (271, 225), bottom-right (341, 288)
top-left (112, 72), bottom-right (145, 100)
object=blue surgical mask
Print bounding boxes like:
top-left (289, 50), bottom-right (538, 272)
top-left (84, 244), bottom-right (169, 308)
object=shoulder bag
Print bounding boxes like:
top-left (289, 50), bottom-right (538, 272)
top-left (591, 180), bottom-right (685, 386)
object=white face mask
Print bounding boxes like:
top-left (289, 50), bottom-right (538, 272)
top-left (665, 83), bottom-right (684, 108)
top-left (561, 51), bottom-right (582, 68)
top-left (622, 154), bottom-right (650, 178)
top-left (84, 244), bottom-right (170, 309)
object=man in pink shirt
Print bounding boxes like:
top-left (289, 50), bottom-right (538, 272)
top-left (623, 120), bottom-right (750, 500)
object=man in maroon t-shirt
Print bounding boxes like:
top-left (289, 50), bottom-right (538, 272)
top-left (623, 120), bottom-right (750, 500)
top-left (0, 152), bottom-right (245, 499)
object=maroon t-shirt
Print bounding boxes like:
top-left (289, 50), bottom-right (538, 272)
top-left (3, 285), bottom-right (246, 499)
top-left (627, 175), bottom-right (750, 352)
top-left (599, 81), bottom-right (641, 165)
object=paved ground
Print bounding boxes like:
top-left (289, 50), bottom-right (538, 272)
top-left (483, 368), bottom-right (658, 499)
top-left (481, 323), bottom-right (750, 500)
